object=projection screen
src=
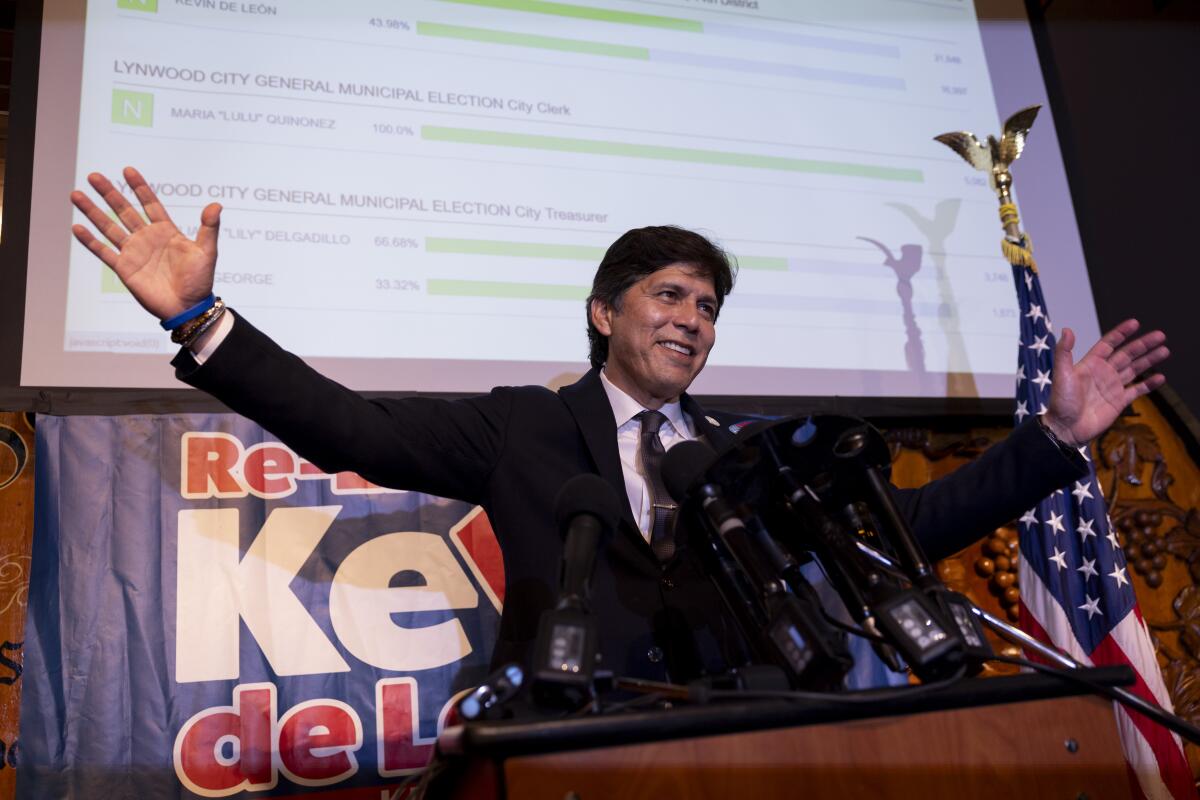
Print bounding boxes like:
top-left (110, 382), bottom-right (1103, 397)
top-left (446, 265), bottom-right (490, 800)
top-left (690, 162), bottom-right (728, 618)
top-left (20, 0), bottom-right (1100, 396)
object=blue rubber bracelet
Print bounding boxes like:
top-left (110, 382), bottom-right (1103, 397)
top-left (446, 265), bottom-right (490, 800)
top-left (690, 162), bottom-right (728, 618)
top-left (160, 294), bottom-right (216, 330)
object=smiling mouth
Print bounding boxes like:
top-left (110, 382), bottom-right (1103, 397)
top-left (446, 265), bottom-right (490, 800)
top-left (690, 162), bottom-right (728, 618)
top-left (658, 341), bottom-right (694, 357)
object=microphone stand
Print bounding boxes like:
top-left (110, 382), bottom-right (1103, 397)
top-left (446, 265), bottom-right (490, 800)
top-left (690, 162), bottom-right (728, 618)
top-left (664, 441), bottom-right (853, 691)
top-left (970, 603), bottom-right (1200, 744)
top-left (831, 427), bottom-right (938, 590)
top-left (758, 428), bottom-right (962, 678)
top-left (857, 538), bottom-right (1200, 744)
top-left (822, 426), bottom-right (987, 678)
top-left (531, 474), bottom-right (622, 711)
top-left (968, 605), bottom-right (1075, 668)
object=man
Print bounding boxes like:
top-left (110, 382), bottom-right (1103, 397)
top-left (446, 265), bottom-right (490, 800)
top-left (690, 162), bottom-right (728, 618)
top-left (70, 167), bottom-right (1170, 684)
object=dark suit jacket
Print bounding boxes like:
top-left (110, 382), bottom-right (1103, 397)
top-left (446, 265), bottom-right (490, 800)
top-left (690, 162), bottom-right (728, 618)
top-left (174, 313), bottom-right (1087, 682)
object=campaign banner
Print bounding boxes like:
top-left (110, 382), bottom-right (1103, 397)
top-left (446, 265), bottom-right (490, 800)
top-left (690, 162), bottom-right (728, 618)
top-left (19, 414), bottom-right (504, 798)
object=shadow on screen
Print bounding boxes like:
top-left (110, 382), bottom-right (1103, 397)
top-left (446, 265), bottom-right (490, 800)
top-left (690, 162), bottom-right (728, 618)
top-left (885, 199), bottom-right (978, 398)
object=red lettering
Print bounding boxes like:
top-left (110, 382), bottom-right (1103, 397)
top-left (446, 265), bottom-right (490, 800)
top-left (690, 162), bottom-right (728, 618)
top-left (243, 444), bottom-right (297, 498)
top-left (333, 471), bottom-right (387, 493)
top-left (181, 434), bottom-right (398, 501)
top-left (182, 433), bottom-right (244, 499)
top-left (376, 678), bottom-right (435, 776)
top-left (174, 684), bottom-right (275, 796)
top-left (278, 700), bottom-right (362, 785)
top-left (174, 684), bottom-right (365, 795)
top-left (449, 507), bottom-right (505, 609)
top-left (298, 459), bottom-right (325, 476)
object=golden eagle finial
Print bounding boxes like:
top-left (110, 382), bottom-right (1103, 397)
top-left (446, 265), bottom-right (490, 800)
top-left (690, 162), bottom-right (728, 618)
top-left (935, 105), bottom-right (1043, 268)
top-left (934, 104), bottom-right (1041, 203)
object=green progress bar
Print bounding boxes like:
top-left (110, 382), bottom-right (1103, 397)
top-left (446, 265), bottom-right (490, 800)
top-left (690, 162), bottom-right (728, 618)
top-left (422, 126), bottom-right (924, 183)
top-left (427, 279), bottom-right (589, 301)
top-left (734, 255), bottom-right (788, 271)
top-left (437, 0), bottom-right (702, 32)
top-left (426, 238), bottom-right (792, 271)
top-left (427, 237), bottom-right (606, 261)
top-left (417, 21), bottom-right (649, 59)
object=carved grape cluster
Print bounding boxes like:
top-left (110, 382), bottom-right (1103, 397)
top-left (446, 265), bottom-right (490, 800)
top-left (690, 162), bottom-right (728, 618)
top-left (974, 528), bottom-right (1021, 621)
top-left (1119, 509), bottom-right (1166, 588)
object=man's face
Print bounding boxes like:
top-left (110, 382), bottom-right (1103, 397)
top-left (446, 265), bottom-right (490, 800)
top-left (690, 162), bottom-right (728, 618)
top-left (591, 263), bottom-right (718, 409)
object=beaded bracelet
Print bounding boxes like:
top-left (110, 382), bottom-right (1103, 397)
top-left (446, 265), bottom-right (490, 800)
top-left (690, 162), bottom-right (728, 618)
top-left (180, 305), bottom-right (227, 350)
top-left (160, 294), bottom-right (216, 330)
top-left (169, 298), bottom-right (219, 343)
top-left (168, 301), bottom-right (215, 345)
top-left (171, 299), bottom-right (226, 347)
top-left (173, 302), bottom-right (226, 349)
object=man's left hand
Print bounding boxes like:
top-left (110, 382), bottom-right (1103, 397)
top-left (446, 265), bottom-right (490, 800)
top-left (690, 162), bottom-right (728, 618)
top-left (1043, 319), bottom-right (1169, 448)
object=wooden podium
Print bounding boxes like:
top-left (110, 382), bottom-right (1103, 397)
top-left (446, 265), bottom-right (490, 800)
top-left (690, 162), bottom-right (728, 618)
top-left (435, 668), bottom-right (1135, 799)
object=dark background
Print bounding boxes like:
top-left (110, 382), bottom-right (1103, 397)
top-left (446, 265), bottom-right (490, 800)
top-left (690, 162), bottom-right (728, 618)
top-left (0, 0), bottom-right (1196, 419)
top-left (1030, 0), bottom-right (1200, 419)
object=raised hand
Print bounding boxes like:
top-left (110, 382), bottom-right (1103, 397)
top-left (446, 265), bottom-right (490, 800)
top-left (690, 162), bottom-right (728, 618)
top-left (70, 167), bottom-right (222, 321)
top-left (1044, 319), bottom-right (1169, 447)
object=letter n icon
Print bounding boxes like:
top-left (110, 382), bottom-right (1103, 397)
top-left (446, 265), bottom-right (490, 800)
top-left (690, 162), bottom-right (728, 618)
top-left (112, 90), bottom-right (154, 127)
top-left (117, 0), bottom-right (159, 11)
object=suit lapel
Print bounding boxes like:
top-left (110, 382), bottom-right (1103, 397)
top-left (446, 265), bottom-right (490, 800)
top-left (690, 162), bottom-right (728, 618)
top-left (558, 369), bottom-right (639, 534)
top-left (682, 394), bottom-right (735, 453)
top-left (559, 374), bottom-right (739, 555)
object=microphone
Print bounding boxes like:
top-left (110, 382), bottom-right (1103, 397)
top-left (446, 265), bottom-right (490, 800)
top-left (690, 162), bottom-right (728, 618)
top-left (554, 473), bottom-right (621, 611)
top-left (658, 441), bottom-right (769, 640)
top-left (761, 431), bottom-right (965, 681)
top-left (663, 441), bottom-right (789, 596)
top-left (662, 441), bottom-right (852, 689)
top-left (457, 663), bottom-right (525, 721)
top-left (531, 474), bottom-right (622, 709)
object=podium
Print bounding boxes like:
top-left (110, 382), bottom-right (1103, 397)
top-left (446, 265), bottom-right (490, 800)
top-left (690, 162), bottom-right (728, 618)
top-left (435, 667), bottom-right (1135, 799)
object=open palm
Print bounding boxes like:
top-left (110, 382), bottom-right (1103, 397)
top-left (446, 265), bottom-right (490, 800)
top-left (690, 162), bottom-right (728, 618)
top-left (70, 167), bottom-right (222, 321)
top-left (1045, 320), bottom-right (1169, 447)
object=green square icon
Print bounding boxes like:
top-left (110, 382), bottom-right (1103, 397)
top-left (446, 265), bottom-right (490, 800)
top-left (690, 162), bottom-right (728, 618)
top-left (117, 0), bottom-right (158, 11)
top-left (111, 89), bottom-right (154, 127)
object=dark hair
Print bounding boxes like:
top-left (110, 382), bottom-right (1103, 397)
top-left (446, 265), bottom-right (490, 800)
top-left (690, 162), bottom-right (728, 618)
top-left (585, 226), bottom-right (736, 369)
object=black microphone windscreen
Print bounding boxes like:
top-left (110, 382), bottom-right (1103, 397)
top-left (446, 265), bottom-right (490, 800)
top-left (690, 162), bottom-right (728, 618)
top-left (661, 439), bottom-right (717, 503)
top-left (554, 473), bottom-right (622, 535)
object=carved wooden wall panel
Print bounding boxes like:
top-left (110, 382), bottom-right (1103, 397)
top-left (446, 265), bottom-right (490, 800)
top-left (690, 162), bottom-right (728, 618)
top-left (0, 412), bottom-right (35, 799)
top-left (886, 396), bottom-right (1200, 777)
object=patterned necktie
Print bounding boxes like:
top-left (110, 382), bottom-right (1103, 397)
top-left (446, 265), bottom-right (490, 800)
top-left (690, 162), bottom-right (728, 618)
top-left (637, 410), bottom-right (677, 562)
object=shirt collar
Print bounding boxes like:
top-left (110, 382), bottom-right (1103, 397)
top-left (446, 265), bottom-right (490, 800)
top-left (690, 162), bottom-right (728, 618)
top-left (599, 368), bottom-right (689, 435)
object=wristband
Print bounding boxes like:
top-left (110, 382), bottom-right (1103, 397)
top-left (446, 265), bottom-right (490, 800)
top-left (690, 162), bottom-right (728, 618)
top-left (161, 294), bottom-right (216, 330)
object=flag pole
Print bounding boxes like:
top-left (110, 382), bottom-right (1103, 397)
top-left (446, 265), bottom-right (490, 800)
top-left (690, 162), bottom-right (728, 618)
top-left (936, 107), bottom-right (1198, 797)
top-left (934, 104), bottom-right (1041, 271)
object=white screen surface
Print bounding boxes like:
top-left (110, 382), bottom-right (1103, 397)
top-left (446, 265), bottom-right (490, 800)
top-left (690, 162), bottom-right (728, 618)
top-left (22, 0), bottom-right (1101, 395)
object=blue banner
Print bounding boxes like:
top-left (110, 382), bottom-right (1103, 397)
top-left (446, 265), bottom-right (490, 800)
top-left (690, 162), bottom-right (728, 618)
top-left (20, 414), bottom-right (504, 798)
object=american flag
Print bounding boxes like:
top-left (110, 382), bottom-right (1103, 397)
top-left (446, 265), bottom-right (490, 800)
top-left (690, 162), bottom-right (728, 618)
top-left (1012, 259), bottom-right (1193, 799)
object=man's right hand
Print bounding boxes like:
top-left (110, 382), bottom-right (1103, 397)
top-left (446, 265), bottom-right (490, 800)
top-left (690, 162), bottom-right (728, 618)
top-left (70, 166), bottom-right (222, 322)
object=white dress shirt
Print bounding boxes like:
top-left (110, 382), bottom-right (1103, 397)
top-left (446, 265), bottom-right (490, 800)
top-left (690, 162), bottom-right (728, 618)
top-left (189, 308), bottom-right (235, 366)
top-left (599, 369), bottom-right (696, 542)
